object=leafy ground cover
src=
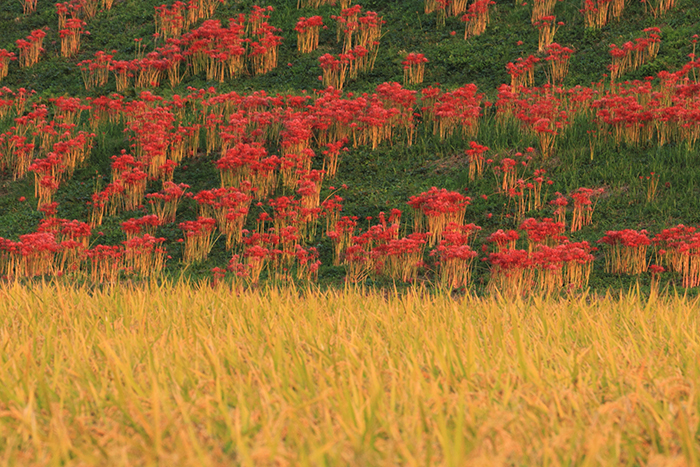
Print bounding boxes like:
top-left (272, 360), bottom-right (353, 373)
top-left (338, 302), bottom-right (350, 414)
top-left (0, 0), bottom-right (698, 294)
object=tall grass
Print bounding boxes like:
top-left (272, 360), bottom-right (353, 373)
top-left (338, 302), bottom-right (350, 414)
top-left (0, 281), bottom-right (699, 465)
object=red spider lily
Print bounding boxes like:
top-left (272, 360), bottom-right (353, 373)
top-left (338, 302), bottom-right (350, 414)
top-left (332, 5), bottom-right (362, 52)
top-left (294, 245), bottom-right (320, 282)
top-left (296, 16), bottom-right (323, 53)
top-left (373, 232), bottom-right (429, 283)
top-left (89, 182), bottom-right (124, 227)
top-left (598, 229), bottom-right (651, 275)
top-left (424, 0), bottom-right (450, 22)
top-left (154, 2), bottom-right (187, 39)
top-left (352, 93), bottom-right (400, 149)
top-left (530, 241), bottom-right (596, 294)
top-left (194, 185), bottom-right (252, 249)
top-left (652, 224), bottom-right (696, 273)
top-left (403, 53), bottom-right (428, 86)
top-left (345, 214), bottom-right (402, 277)
top-left (121, 214), bottom-right (161, 241)
top-left (110, 151), bottom-right (148, 212)
top-left (266, 195), bottom-right (301, 236)
top-left (465, 141), bottom-right (489, 180)
top-left (519, 217), bottom-right (566, 250)
top-left (8, 135), bottom-right (35, 181)
top-left (319, 53), bottom-right (350, 90)
top-left (37, 217), bottom-right (91, 272)
top-left (84, 245), bottom-right (123, 283)
top-left (486, 229), bottom-right (520, 252)
top-left (28, 152), bottom-right (63, 208)
top-left (38, 217), bottom-right (91, 247)
top-left (428, 84), bottom-right (487, 140)
top-left (122, 234), bottom-right (167, 277)
top-left (321, 194), bottom-right (343, 235)
top-left (375, 82), bottom-right (417, 146)
top-left (545, 43), bottom-right (574, 86)
top-left (0, 50), bottom-right (17, 82)
top-left (180, 18), bottom-right (247, 81)
top-left (51, 96), bottom-right (90, 125)
top-left (78, 50), bottom-right (113, 90)
top-left (133, 52), bottom-right (169, 88)
top-left (430, 222), bottom-right (481, 289)
top-left (608, 29), bottom-right (661, 86)
top-left (356, 11), bottom-right (384, 71)
top-left (610, 0), bottom-right (625, 19)
top-left (16, 29), bottom-right (46, 68)
top-left (570, 187), bottom-right (604, 232)
top-left (327, 215), bottom-right (356, 266)
top-left (533, 16), bottom-right (562, 54)
top-left (155, 42), bottom-right (186, 88)
top-left (39, 202), bottom-right (59, 219)
top-left (449, 0), bottom-right (469, 17)
top-left (242, 244), bottom-right (271, 284)
top-left (491, 155), bottom-right (521, 193)
top-left (342, 243), bottom-right (371, 283)
top-left (321, 138), bottom-right (348, 179)
top-left (513, 87), bottom-right (570, 159)
top-left (0, 232), bottom-right (65, 279)
top-left (506, 55), bottom-right (540, 90)
top-left (296, 169), bottom-right (325, 235)
top-left (60, 18), bottom-right (89, 57)
top-left (109, 60), bottom-right (137, 92)
top-left (580, 0), bottom-right (612, 29)
top-left (56, 1), bottom-right (82, 30)
top-left (179, 216), bottom-right (217, 263)
top-left (216, 142), bottom-right (268, 188)
top-left (671, 235), bottom-right (700, 288)
top-left (146, 181), bottom-right (189, 223)
top-left (559, 241), bottom-right (596, 290)
top-left (461, 0), bottom-right (495, 39)
top-left (408, 187), bottom-right (471, 246)
top-left (248, 22), bottom-right (283, 76)
top-left (488, 248), bottom-right (532, 295)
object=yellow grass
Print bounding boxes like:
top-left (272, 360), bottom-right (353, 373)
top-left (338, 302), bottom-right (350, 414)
top-left (0, 281), bottom-right (699, 466)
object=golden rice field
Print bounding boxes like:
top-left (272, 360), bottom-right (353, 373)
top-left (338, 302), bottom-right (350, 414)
top-left (0, 282), bottom-right (699, 466)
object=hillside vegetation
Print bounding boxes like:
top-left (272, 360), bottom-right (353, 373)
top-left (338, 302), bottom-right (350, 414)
top-left (0, 0), bottom-right (699, 293)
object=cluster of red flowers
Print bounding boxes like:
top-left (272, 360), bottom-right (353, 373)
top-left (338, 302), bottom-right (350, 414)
top-left (0, 50), bottom-right (17, 82)
top-left (179, 216), bottom-right (217, 263)
top-left (295, 16), bottom-right (324, 53)
top-left (0, 208), bottom-right (168, 281)
top-left (423, 84), bottom-right (487, 140)
top-left (598, 229), bottom-right (651, 275)
top-left (408, 187), bottom-right (471, 245)
top-left (608, 28), bottom-right (661, 85)
top-left (580, 0), bottom-right (620, 29)
top-left (461, 0), bottom-right (496, 39)
top-left (402, 53), bottom-right (428, 86)
top-left (16, 29), bottom-right (46, 68)
top-left (60, 18), bottom-right (89, 58)
top-left (653, 225), bottom-right (700, 288)
top-left (488, 241), bottom-right (595, 295)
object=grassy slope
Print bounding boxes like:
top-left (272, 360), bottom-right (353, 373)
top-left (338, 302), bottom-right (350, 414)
top-left (0, 0), bottom-right (699, 290)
